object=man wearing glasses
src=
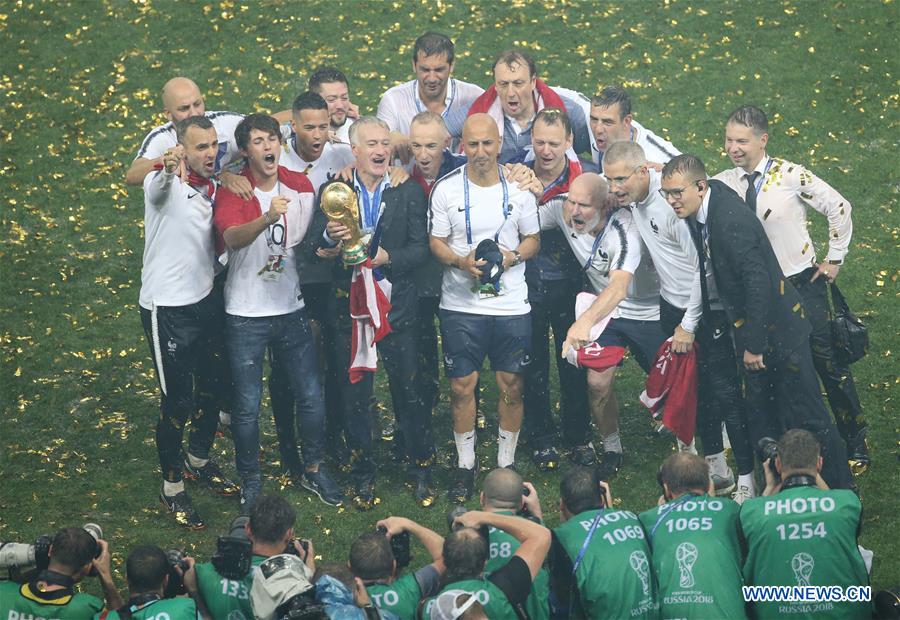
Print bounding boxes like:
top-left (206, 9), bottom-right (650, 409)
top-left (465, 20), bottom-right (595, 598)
top-left (661, 154), bottom-right (853, 491)
top-left (713, 105), bottom-right (868, 473)
top-left (547, 173), bottom-right (663, 481)
top-left (604, 141), bottom-right (755, 503)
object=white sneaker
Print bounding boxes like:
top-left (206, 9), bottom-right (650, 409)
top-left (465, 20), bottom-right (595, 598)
top-left (731, 484), bottom-right (754, 505)
top-left (677, 438), bottom-right (698, 455)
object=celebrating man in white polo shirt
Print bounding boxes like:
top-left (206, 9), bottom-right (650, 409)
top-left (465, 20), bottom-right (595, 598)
top-left (377, 32), bottom-right (483, 148)
top-left (589, 85), bottom-right (680, 170)
top-left (139, 116), bottom-right (238, 529)
top-left (545, 173), bottom-right (664, 481)
top-left (429, 113), bottom-right (541, 502)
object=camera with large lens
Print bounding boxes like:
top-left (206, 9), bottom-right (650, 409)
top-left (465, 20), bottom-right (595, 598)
top-left (376, 526), bottom-right (410, 569)
top-left (1, 523), bottom-right (102, 583)
top-left (445, 506), bottom-right (490, 543)
top-left (757, 437), bottom-right (780, 477)
top-left (164, 549), bottom-right (189, 598)
top-left (212, 515), bottom-right (253, 581)
top-left (276, 591), bottom-right (327, 619)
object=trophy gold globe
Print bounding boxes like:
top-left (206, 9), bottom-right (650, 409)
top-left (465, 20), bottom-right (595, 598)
top-left (320, 181), bottom-right (368, 266)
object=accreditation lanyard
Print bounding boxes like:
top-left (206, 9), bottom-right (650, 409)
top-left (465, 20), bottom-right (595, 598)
top-left (263, 181), bottom-right (287, 253)
top-left (572, 509), bottom-right (606, 575)
top-left (754, 157), bottom-right (774, 195)
top-left (463, 165), bottom-right (509, 251)
top-left (648, 493), bottom-right (697, 540)
top-left (356, 172), bottom-right (385, 233)
top-left (414, 78), bottom-right (456, 119)
top-left (581, 214), bottom-right (610, 273)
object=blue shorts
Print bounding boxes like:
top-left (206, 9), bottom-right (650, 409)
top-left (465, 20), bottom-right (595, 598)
top-left (439, 310), bottom-right (532, 378)
top-left (595, 317), bottom-right (666, 373)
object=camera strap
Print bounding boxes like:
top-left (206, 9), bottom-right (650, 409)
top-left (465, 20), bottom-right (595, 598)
top-left (571, 509), bottom-right (606, 576)
top-left (117, 593), bottom-right (162, 620)
top-left (781, 474), bottom-right (818, 490)
top-left (35, 569), bottom-right (75, 589)
top-left (648, 493), bottom-right (698, 541)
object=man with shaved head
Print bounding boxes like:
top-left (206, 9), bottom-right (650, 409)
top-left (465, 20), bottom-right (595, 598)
top-left (125, 77), bottom-right (252, 199)
top-left (604, 141), bottom-right (755, 502)
top-left (539, 172), bottom-right (663, 481)
top-left (429, 113), bottom-right (540, 502)
top-left (480, 468), bottom-right (550, 620)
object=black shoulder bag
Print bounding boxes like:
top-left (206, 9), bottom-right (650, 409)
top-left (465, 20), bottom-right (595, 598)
top-left (829, 282), bottom-right (868, 364)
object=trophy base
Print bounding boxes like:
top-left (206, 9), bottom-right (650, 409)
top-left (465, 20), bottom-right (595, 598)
top-left (342, 245), bottom-right (369, 267)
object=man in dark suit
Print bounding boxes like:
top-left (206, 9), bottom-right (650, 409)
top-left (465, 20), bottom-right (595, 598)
top-left (660, 154), bottom-right (852, 490)
top-left (302, 116), bottom-right (434, 509)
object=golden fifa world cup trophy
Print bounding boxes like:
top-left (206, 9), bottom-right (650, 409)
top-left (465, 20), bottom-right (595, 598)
top-left (319, 181), bottom-right (368, 266)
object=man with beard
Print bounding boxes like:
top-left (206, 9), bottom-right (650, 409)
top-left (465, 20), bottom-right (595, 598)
top-left (140, 116), bottom-right (238, 528)
top-left (308, 67), bottom-right (359, 143)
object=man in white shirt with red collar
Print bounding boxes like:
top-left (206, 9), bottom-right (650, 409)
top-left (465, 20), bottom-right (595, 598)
top-left (214, 114), bottom-right (344, 513)
top-left (604, 141), bottom-right (756, 502)
top-left (140, 116), bottom-right (238, 530)
top-left (308, 67), bottom-right (358, 143)
top-left (590, 85), bottom-right (680, 170)
top-left (713, 105), bottom-right (867, 470)
top-left (377, 32), bottom-right (483, 148)
top-left (468, 50), bottom-right (592, 164)
top-left (430, 113), bottom-right (541, 503)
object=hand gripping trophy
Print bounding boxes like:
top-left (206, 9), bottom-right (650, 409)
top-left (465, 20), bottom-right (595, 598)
top-left (319, 181), bottom-right (368, 266)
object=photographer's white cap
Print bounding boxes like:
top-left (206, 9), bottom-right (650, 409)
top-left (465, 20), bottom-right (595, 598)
top-left (430, 589), bottom-right (480, 620)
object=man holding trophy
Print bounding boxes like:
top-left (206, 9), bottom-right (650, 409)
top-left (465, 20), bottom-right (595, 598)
top-left (304, 117), bottom-right (432, 510)
top-left (429, 113), bottom-right (541, 502)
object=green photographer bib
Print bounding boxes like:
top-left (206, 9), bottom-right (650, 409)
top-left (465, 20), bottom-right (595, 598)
top-left (740, 486), bottom-right (871, 619)
top-left (554, 508), bottom-right (659, 619)
top-left (484, 512), bottom-right (549, 620)
top-left (195, 553), bottom-right (266, 620)
top-left (639, 495), bottom-right (747, 619)
top-left (0, 580), bottom-right (103, 619)
top-left (367, 573), bottom-right (421, 620)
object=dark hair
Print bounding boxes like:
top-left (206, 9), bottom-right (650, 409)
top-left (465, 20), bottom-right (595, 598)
top-left (308, 67), bottom-right (349, 92)
top-left (348, 532), bottom-right (393, 581)
top-left (591, 85), bottom-right (632, 119)
top-left (49, 528), bottom-right (97, 573)
top-left (442, 529), bottom-right (488, 584)
top-left (314, 562), bottom-right (356, 589)
top-left (727, 105), bottom-right (769, 135)
top-left (175, 115), bottom-right (214, 144)
top-left (413, 32), bottom-right (455, 65)
top-left (560, 466), bottom-right (603, 516)
top-left (778, 428), bottom-right (821, 472)
top-left (534, 107), bottom-right (572, 137)
top-left (659, 453), bottom-right (709, 496)
top-left (249, 494), bottom-right (296, 544)
top-left (292, 91), bottom-right (328, 114)
top-left (235, 113), bottom-right (281, 152)
top-left (492, 49), bottom-right (536, 78)
top-left (126, 545), bottom-right (168, 593)
top-left (661, 154), bottom-right (707, 181)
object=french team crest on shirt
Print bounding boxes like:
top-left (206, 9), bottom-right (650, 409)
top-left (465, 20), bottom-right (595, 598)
top-left (650, 218), bottom-right (659, 235)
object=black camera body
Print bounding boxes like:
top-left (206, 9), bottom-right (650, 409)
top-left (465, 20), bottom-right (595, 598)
top-left (376, 526), bottom-right (410, 569)
top-left (758, 437), bottom-right (780, 476)
top-left (164, 549), bottom-right (189, 598)
top-left (212, 516), bottom-right (253, 581)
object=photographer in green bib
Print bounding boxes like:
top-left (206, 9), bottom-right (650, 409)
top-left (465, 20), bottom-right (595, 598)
top-left (98, 545), bottom-right (199, 620)
top-left (0, 526), bottom-right (122, 619)
top-left (420, 508), bottom-right (550, 619)
top-left (195, 494), bottom-right (315, 619)
top-left (549, 466), bottom-right (658, 619)
top-left (638, 453), bottom-right (747, 619)
top-left (349, 516), bottom-right (445, 620)
top-left (740, 428), bottom-right (871, 619)
top-left (479, 467), bottom-right (550, 620)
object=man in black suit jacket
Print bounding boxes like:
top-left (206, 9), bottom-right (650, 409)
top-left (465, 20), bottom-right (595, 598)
top-left (302, 117), bottom-right (434, 509)
top-left (660, 154), bottom-right (852, 490)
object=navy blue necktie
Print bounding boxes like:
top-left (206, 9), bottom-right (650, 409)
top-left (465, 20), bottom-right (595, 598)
top-left (745, 172), bottom-right (760, 212)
